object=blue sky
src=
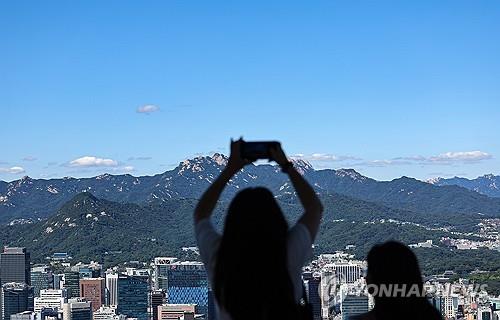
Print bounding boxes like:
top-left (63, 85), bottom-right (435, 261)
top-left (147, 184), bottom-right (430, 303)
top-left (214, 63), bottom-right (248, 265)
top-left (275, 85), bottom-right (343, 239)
top-left (1, 1), bottom-right (499, 182)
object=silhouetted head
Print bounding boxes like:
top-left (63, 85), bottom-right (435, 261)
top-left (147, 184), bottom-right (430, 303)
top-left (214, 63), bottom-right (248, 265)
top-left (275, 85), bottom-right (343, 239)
top-left (366, 241), bottom-right (423, 295)
top-left (223, 187), bottom-right (289, 251)
top-left (364, 241), bottom-right (442, 320)
top-left (214, 187), bottom-right (297, 320)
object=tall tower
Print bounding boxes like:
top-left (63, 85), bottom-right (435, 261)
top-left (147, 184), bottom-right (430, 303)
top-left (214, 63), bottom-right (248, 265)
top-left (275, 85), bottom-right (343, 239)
top-left (117, 274), bottom-right (148, 320)
top-left (153, 258), bottom-right (177, 291)
top-left (0, 247), bottom-right (31, 285)
top-left (150, 290), bottom-right (165, 320)
top-left (63, 271), bottom-right (80, 298)
top-left (303, 271), bottom-right (322, 320)
top-left (165, 262), bottom-right (209, 318)
top-left (1, 283), bottom-right (33, 320)
top-left (30, 266), bottom-right (53, 297)
top-left (104, 273), bottom-right (118, 307)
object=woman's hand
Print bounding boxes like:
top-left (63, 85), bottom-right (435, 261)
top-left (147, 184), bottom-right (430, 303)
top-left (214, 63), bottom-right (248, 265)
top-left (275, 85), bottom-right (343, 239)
top-left (269, 143), bottom-right (289, 167)
top-left (225, 138), bottom-right (251, 174)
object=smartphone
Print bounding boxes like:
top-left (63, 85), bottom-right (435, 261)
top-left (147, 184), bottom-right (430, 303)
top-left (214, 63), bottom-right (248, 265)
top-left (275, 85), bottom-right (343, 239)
top-left (240, 141), bottom-right (280, 160)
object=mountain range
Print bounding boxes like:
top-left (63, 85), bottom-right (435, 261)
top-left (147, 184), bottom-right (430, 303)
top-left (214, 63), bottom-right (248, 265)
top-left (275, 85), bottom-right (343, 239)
top-left (2, 188), bottom-right (498, 276)
top-left (427, 174), bottom-right (500, 198)
top-left (1, 153), bottom-right (500, 225)
top-left (1, 153), bottom-right (499, 276)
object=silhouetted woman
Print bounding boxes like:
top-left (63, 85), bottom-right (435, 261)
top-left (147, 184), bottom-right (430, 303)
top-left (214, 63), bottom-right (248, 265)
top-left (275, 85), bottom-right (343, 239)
top-left (194, 139), bottom-right (323, 320)
top-left (352, 241), bottom-right (442, 320)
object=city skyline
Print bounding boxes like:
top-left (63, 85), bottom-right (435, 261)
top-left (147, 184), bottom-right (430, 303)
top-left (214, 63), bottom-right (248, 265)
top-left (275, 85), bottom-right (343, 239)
top-left (1, 1), bottom-right (499, 181)
top-left (1, 245), bottom-right (498, 320)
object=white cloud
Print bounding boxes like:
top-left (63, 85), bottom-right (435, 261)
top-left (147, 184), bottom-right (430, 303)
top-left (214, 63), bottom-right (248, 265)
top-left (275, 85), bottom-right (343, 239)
top-left (137, 104), bottom-right (160, 114)
top-left (68, 156), bottom-right (118, 168)
top-left (22, 156), bottom-right (37, 161)
top-left (428, 151), bottom-right (492, 163)
top-left (353, 150), bottom-right (493, 168)
top-left (292, 153), bottom-right (360, 162)
top-left (393, 156), bottom-right (427, 161)
top-left (351, 159), bottom-right (413, 168)
top-left (0, 166), bottom-right (25, 174)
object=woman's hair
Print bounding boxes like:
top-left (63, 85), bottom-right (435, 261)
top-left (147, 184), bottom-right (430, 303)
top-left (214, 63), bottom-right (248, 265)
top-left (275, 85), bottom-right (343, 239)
top-left (214, 187), bottom-right (298, 320)
top-left (366, 241), bottom-right (442, 320)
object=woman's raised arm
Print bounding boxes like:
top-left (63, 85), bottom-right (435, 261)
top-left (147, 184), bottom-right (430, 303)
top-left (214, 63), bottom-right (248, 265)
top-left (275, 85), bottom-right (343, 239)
top-left (270, 145), bottom-right (323, 240)
top-left (194, 139), bottom-right (250, 223)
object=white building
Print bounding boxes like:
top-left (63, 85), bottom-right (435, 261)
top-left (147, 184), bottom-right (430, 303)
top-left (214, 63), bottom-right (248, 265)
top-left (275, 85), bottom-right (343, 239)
top-left (442, 295), bottom-right (459, 319)
top-left (34, 289), bottom-right (68, 313)
top-left (320, 269), bottom-right (336, 319)
top-left (330, 262), bottom-right (363, 284)
top-left (93, 306), bottom-right (126, 320)
top-left (10, 311), bottom-right (36, 320)
top-left (105, 273), bottom-right (118, 307)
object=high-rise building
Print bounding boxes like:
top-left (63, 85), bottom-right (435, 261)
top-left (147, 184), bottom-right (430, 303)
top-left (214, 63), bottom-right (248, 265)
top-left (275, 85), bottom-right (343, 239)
top-left (428, 295), bottom-right (459, 319)
top-left (30, 266), bottom-right (53, 297)
top-left (105, 274), bottom-right (117, 307)
top-left (34, 289), bottom-right (67, 313)
top-left (153, 258), bottom-right (177, 291)
top-left (207, 289), bottom-right (215, 320)
top-left (442, 295), bottom-right (459, 319)
top-left (341, 295), bottom-right (369, 320)
top-left (428, 296), bottom-right (443, 315)
top-left (303, 272), bottom-right (321, 320)
top-left (157, 304), bottom-right (195, 320)
top-left (116, 275), bottom-right (148, 320)
top-left (1, 283), bottom-right (34, 320)
top-left (62, 298), bottom-right (92, 320)
top-left (150, 291), bottom-right (165, 320)
top-left (79, 278), bottom-right (105, 312)
top-left (63, 272), bottom-right (80, 299)
top-left (320, 269), bottom-right (335, 319)
top-left (0, 248), bottom-right (31, 286)
top-left (165, 262), bottom-right (208, 318)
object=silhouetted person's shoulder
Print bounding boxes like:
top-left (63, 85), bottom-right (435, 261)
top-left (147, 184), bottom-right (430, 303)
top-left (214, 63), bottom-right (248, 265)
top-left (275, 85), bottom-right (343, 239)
top-left (350, 311), bottom-right (376, 320)
top-left (350, 308), bottom-right (441, 320)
